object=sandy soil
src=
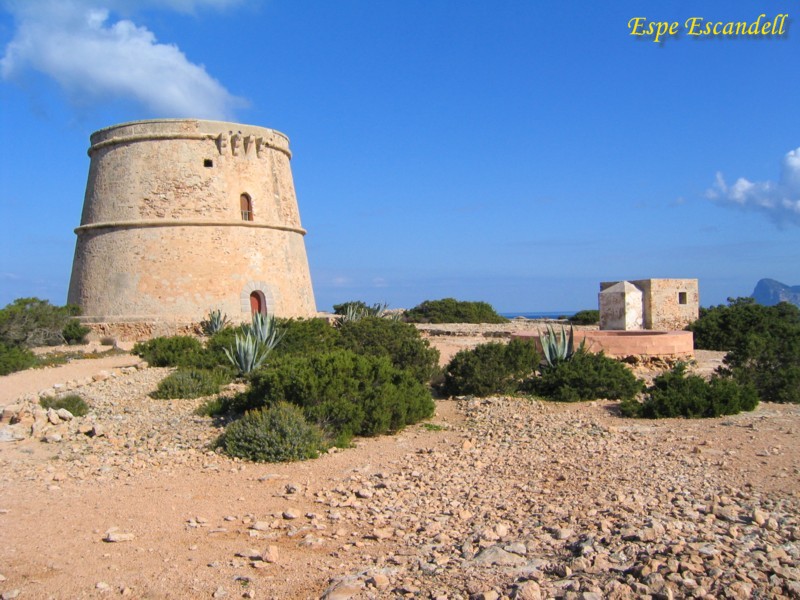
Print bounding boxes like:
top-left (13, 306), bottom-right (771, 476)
top-left (1, 329), bottom-right (798, 600)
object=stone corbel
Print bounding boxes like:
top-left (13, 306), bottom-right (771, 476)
top-left (216, 133), bottom-right (229, 155)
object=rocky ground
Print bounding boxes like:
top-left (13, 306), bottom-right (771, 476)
top-left (0, 327), bottom-right (798, 599)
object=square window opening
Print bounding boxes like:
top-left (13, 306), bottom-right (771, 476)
top-left (204, 159), bottom-right (213, 168)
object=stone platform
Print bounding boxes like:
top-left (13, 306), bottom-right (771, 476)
top-left (513, 329), bottom-right (694, 358)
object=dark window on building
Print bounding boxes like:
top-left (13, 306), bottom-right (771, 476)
top-left (678, 292), bottom-right (687, 305)
top-left (204, 159), bottom-right (213, 167)
top-left (240, 193), bottom-right (253, 221)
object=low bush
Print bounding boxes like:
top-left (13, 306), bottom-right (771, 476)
top-left (337, 317), bottom-right (440, 383)
top-left (0, 342), bottom-right (37, 375)
top-left (222, 402), bottom-right (325, 462)
top-left (404, 298), bottom-right (507, 324)
top-left (39, 394), bottom-right (90, 417)
top-left (241, 350), bottom-right (435, 441)
top-left (443, 339), bottom-right (539, 397)
top-left (526, 349), bottom-right (643, 402)
top-left (569, 310), bottom-right (600, 325)
top-left (719, 321), bottom-right (800, 404)
top-left (151, 367), bottom-right (233, 399)
top-left (132, 336), bottom-right (205, 367)
top-left (620, 363), bottom-right (758, 418)
top-left (688, 297), bottom-right (800, 351)
top-left (273, 318), bottom-right (340, 357)
top-left (203, 327), bottom-right (239, 361)
top-left (62, 319), bottom-right (91, 345)
top-left (332, 300), bottom-right (369, 315)
top-left (688, 297), bottom-right (800, 403)
top-left (0, 297), bottom-right (81, 347)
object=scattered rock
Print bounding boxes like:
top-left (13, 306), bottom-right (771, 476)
top-left (262, 545), bottom-right (279, 563)
top-left (472, 545), bottom-right (527, 566)
top-left (103, 529), bottom-right (135, 543)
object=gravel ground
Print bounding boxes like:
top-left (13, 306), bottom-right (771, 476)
top-left (0, 331), bottom-right (799, 599)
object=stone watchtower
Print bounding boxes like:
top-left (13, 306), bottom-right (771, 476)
top-left (67, 119), bottom-right (316, 333)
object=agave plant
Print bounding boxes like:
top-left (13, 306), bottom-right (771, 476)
top-left (224, 332), bottom-right (272, 375)
top-left (540, 324), bottom-right (584, 369)
top-left (244, 311), bottom-right (285, 351)
top-left (337, 302), bottom-right (392, 326)
top-left (200, 309), bottom-right (230, 335)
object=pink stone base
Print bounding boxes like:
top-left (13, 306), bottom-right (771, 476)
top-left (513, 330), bottom-right (694, 358)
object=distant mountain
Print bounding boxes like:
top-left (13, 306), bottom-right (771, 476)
top-left (751, 278), bottom-right (800, 307)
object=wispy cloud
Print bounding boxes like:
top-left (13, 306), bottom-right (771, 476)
top-left (707, 147), bottom-right (800, 228)
top-left (1, 0), bottom-right (246, 119)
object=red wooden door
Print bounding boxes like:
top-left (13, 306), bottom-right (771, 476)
top-left (250, 292), bottom-right (262, 314)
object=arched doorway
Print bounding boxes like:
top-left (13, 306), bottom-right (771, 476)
top-left (249, 291), bottom-right (266, 315)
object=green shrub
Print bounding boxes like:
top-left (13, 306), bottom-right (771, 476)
top-left (569, 310), bottom-right (600, 325)
top-left (151, 368), bottom-right (233, 399)
top-left (273, 318), bottom-right (340, 357)
top-left (196, 319), bottom-right (340, 375)
top-left (62, 319), bottom-right (91, 345)
top-left (620, 363), bottom-right (759, 418)
top-left (688, 297), bottom-right (800, 350)
top-left (222, 402), bottom-right (325, 462)
top-left (0, 297), bottom-right (82, 347)
top-left (242, 350), bottom-right (435, 440)
top-left (443, 339), bottom-right (539, 397)
top-left (0, 342), bottom-right (37, 375)
top-left (719, 320), bottom-right (800, 404)
top-left (39, 394), bottom-right (90, 417)
top-left (333, 300), bottom-right (369, 315)
top-left (132, 336), bottom-right (205, 367)
top-left (688, 297), bottom-right (800, 403)
top-left (527, 349), bottom-right (643, 402)
top-left (337, 317), bottom-right (440, 383)
top-left (404, 298), bottom-right (507, 324)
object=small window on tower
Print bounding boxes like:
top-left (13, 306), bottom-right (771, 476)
top-left (678, 292), bottom-right (687, 305)
top-left (204, 159), bottom-right (213, 168)
top-left (240, 193), bottom-right (253, 221)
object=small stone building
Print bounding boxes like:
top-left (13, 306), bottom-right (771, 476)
top-left (599, 279), bottom-right (699, 331)
top-left (67, 119), bottom-right (317, 337)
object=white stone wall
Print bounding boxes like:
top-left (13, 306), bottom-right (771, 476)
top-left (599, 281), bottom-right (643, 330)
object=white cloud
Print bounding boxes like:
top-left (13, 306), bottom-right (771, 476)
top-left (1, 0), bottom-right (245, 119)
top-left (707, 147), bottom-right (800, 228)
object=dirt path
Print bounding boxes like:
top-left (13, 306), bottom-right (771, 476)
top-left (0, 353), bottom-right (141, 405)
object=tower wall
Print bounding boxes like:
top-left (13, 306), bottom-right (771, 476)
top-left (68, 119), bottom-right (316, 324)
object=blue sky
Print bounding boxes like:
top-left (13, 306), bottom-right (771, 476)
top-left (1, 0), bottom-right (799, 313)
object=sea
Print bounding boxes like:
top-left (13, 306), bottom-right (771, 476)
top-left (500, 311), bottom-right (575, 320)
